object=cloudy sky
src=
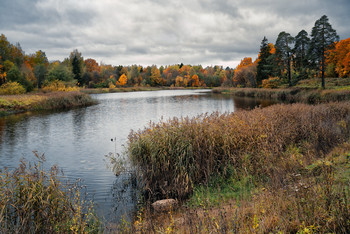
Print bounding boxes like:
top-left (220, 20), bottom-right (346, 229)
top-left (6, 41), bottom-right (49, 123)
top-left (1, 0), bottom-right (349, 68)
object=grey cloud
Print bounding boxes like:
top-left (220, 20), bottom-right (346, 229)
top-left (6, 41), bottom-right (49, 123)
top-left (1, 0), bottom-right (349, 67)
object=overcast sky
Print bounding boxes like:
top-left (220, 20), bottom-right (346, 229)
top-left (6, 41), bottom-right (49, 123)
top-left (1, 0), bottom-right (349, 68)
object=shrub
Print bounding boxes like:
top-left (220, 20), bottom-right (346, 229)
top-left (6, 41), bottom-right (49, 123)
top-left (0, 81), bottom-right (26, 95)
top-left (42, 80), bottom-right (79, 92)
top-left (261, 77), bottom-right (281, 88)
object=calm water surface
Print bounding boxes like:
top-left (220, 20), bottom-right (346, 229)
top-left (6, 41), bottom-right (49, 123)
top-left (0, 89), bottom-right (275, 222)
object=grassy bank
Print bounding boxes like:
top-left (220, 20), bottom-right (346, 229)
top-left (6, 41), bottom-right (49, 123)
top-left (213, 78), bottom-right (350, 104)
top-left (0, 91), bottom-right (96, 117)
top-left (126, 102), bottom-right (350, 233)
top-left (213, 86), bottom-right (350, 104)
top-left (0, 153), bottom-right (101, 233)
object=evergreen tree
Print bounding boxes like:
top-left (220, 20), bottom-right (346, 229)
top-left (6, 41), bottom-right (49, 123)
top-left (70, 49), bottom-right (84, 86)
top-left (294, 30), bottom-right (310, 78)
top-left (34, 64), bottom-right (47, 89)
top-left (256, 37), bottom-right (272, 86)
top-left (308, 15), bottom-right (339, 88)
top-left (275, 31), bottom-right (294, 86)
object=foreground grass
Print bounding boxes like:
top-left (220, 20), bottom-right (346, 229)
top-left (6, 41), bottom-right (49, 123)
top-left (125, 102), bottom-right (350, 233)
top-left (0, 153), bottom-right (101, 233)
top-left (0, 91), bottom-right (96, 117)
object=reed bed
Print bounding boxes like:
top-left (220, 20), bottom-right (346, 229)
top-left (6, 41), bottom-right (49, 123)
top-left (0, 152), bottom-right (101, 233)
top-left (128, 102), bottom-right (350, 199)
top-left (0, 91), bottom-right (96, 116)
top-left (125, 102), bottom-right (350, 232)
top-left (213, 86), bottom-right (350, 104)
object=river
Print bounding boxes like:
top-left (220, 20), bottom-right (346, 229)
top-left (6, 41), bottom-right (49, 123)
top-left (0, 89), bottom-right (275, 223)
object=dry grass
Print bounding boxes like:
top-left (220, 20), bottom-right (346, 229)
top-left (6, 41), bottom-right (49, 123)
top-left (0, 91), bottom-right (96, 116)
top-left (125, 102), bottom-right (350, 233)
top-left (213, 86), bottom-right (350, 104)
top-left (0, 152), bottom-right (101, 233)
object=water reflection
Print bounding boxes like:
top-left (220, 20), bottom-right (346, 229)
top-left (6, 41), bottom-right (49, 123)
top-left (0, 90), bottom-right (276, 223)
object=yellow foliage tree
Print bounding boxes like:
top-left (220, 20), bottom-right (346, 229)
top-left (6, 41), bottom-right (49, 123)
top-left (175, 76), bottom-right (183, 87)
top-left (117, 74), bottom-right (127, 87)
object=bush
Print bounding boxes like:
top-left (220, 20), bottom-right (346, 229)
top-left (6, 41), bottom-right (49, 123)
top-left (261, 77), bottom-right (281, 88)
top-left (0, 81), bottom-right (26, 95)
top-left (42, 80), bottom-right (79, 92)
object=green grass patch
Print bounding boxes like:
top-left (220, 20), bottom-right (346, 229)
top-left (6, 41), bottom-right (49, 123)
top-left (187, 174), bottom-right (254, 208)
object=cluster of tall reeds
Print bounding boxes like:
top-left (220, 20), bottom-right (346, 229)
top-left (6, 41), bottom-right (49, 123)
top-left (128, 102), bottom-right (350, 200)
top-left (0, 152), bottom-right (101, 233)
top-left (126, 102), bottom-right (350, 233)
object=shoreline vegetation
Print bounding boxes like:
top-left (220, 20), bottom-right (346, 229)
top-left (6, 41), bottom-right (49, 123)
top-left (0, 153), bottom-right (100, 233)
top-left (0, 91), bottom-right (96, 117)
top-left (125, 101), bottom-right (350, 233)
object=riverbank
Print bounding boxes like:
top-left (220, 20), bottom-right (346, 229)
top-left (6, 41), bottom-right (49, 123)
top-left (212, 78), bottom-right (350, 104)
top-left (80, 86), bottom-right (207, 94)
top-left (126, 102), bottom-right (350, 233)
top-left (0, 91), bottom-right (96, 117)
top-left (213, 86), bottom-right (350, 104)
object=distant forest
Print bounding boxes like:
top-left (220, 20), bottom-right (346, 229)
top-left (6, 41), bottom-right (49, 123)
top-left (0, 15), bottom-right (349, 92)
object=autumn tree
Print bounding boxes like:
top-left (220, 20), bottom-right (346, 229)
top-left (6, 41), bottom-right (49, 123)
top-left (0, 56), bottom-right (5, 85)
top-left (175, 76), bottom-right (184, 87)
top-left (326, 38), bottom-right (350, 77)
top-left (150, 66), bottom-right (162, 86)
top-left (236, 57), bottom-right (253, 72)
top-left (309, 15), bottom-right (339, 88)
top-left (84, 58), bottom-right (100, 73)
top-left (117, 74), bottom-right (127, 86)
top-left (275, 31), bottom-right (294, 86)
top-left (191, 74), bottom-right (199, 87)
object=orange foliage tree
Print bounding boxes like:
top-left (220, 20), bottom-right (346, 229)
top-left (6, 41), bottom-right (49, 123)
top-left (85, 58), bottom-right (100, 73)
top-left (235, 57), bottom-right (253, 72)
top-left (117, 74), bottom-right (127, 86)
top-left (191, 74), bottom-right (199, 87)
top-left (326, 38), bottom-right (350, 77)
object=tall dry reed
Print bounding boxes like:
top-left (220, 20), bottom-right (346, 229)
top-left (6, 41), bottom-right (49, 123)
top-left (128, 102), bottom-right (350, 200)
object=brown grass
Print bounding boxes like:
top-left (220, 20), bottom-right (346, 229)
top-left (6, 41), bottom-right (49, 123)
top-left (125, 102), bottom-right (350, 233)
top-left (0, 91), bottom-right (96, 116)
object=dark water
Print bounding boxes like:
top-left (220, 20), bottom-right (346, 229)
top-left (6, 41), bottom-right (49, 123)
top-left (0, 89), bottom-right (275, 222)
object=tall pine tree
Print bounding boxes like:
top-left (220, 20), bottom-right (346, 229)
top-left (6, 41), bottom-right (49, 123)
top-left (294, 30), bottom-right (310, 78)
top-left (275, 31), bottom-right (294, 86)
top-left (308, 15), bottom-right (339, 88)
top-left (256, 37), bottom-right (273, 86)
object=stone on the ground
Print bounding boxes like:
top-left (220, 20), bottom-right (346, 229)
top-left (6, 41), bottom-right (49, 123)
top-left (151, 199), bottom-right (178, 212)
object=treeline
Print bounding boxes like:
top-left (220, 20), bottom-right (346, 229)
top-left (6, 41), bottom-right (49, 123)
top-left (1, 15), bottom-right (348, 92)
top-left (234, 15), bottom-right (350, 89)
top-left (0, 35), bottom-right (234, 92)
